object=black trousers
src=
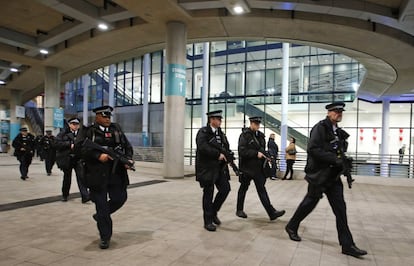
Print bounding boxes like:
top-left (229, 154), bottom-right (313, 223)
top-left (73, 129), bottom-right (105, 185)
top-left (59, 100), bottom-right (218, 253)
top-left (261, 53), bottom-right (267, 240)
top-left (202, 174), bottom-right (230, 225)
top-left (287, 179), bottom-right (354, 247)
top-left (18, 155), bottom-right (32, 177)
top-left (62, 160), bottom-right (89, 200)
top-left (237, 173), bottom-right (275, 217)
top-left (45, 157), bottom-right (55, 174)
top-left (90, 182), bottom-right (127, 241)
top-left (284, 159), bottom-right (295, 178)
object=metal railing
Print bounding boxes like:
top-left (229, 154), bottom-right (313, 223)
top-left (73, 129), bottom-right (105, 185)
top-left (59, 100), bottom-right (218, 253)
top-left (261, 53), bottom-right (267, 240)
top-left (182, 149), bottom-right (413, 178)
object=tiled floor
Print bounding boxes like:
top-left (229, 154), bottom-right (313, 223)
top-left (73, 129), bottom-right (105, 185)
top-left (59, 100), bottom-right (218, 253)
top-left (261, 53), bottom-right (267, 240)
top-left (1, 153), bottom-right (414, 266)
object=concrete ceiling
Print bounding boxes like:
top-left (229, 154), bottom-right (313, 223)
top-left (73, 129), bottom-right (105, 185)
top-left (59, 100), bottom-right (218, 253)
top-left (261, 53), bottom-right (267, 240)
top-left (0, 0), bottom-right (414, 103)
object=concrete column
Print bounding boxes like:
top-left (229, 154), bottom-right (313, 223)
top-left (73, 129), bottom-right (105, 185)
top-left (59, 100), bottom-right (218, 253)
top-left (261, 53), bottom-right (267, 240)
top-left (44, 67), bottom-right (61, 135)
top-left (108, 64), bottom-right (115, 108)
top-left (142, 54), bottom-right (150, 146)
top-left (82, 75), bottom-right (89, 126)
top-left (0, 101), bottom-right (6, 152)
top-left (201, 42), bottom-right (210, 126)
top-left (380, 99), bottom-right (390, 177)
top-left (9, 89), bottom-right (22, 141)
top-left (280, 43), bottom-right (290, 172)
top-left (163, 21), bottom-right (187, 178)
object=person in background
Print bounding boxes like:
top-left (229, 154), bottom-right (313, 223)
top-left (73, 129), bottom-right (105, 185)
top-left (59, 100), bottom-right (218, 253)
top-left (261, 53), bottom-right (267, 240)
top-left (267, 133), bottom-right (279, 180)
top-left (41, 130), bottom-right (56, 176)
top-left (236, 117), bottom-right (285, 220)
top-left (398, 145), bottom-right (406, 164)
top-left (285, 101), bottom-right (367, 258)
top-left (78, 106), bottom-right (134, 249)
top-left (195, 110), bottom-right (232, 232)
top-left (283, 137), bottom-right (296, 180)
top-left (34, 135), bottom-right (43, 159)
top-left (12, 127), bottom-right (35, 180)
top-left (55, 118), bottom-right (89, 203)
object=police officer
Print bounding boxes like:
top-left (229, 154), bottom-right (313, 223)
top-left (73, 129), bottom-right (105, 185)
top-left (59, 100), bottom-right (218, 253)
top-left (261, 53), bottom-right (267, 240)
top-left (285, 102), bottom-right (367, 258)
top-left (267, 133), bottom-right (279, 180)
top-left (41, 130), bottom-right (56, 175)
top-left (79, 106), bottom-right (134, 249)
top-left (195, 110), bottom-right (232, 232)
top-left (12, 127), bottom-right (35, 180)
top-left (236, 117), bottom-right (285, 220)
top-left (55, 118), bottom-right (89, 203)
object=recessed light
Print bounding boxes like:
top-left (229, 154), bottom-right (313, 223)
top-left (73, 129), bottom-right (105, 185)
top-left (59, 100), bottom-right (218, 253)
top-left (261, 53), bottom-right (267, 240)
top-left (10, 68), bottom-right (19, 72)
top-left (0, 80), bottom-right (6, 85)
top-left (40, 49), bottom-right (49, 55)
top-left (233, 5), bottom-right (244, 14)
top-left (98, 23), bottom-right (109, 31)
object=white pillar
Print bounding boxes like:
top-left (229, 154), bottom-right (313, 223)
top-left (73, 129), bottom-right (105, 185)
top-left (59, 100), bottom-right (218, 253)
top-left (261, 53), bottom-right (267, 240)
top-left (82, 75), bottom-right (89, 126)
top-left (380, 99), bottom-right (390, 177)
top-left (108, 65), bottom-right (115, 107)
top-left (44, 67), bottom-right (60, 135)
top-left (163, 21), bottom-right (187, 178)
top-left (280, 43), bottom-right (290, 171)
top-left (142, 54), bottom-right (150, 146)
top-left (201, 42), bottom-right (210, 126)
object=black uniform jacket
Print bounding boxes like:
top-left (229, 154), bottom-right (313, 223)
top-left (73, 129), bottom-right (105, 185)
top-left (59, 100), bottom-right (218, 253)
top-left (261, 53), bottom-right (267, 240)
top-left (267, 138), bottom-right (279, 158)
top-left (79, 123), bottom-right (133, 190)
top-left (238, 127), bottom-right (267, 177)
top-left (305, 117), bottom-right (349, 186)
top-left (55, 129), bottom-right (80, 170)
top-left (195, 126), bottom-right (231, 186)
top-left (40, 135), bottom-right (56, 160)
top-left (12, 133), bottom-right (35, 158)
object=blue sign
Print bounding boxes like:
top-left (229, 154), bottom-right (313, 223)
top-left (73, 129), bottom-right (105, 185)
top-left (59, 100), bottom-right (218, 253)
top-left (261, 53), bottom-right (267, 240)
top-left (53, 108), bottom-right (64, 128)
top-left (0, 121), bottom-right (9, 134)
top-left (165, 63), bottom-right (186, 97)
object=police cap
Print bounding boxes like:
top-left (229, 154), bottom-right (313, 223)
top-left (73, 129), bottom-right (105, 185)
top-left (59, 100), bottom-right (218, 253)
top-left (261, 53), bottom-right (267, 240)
top-left (93, 105), bottom-right (113, 117)
top-left (325, 101), bottom-right (346, 111)
top-left (20, 127), bottom-right (28, 132)
top-left (206, 110), bottom-right (223, 118)
top-left (68, 117), bottom-right (80, 124)
top-left (249, 116), bottom-right (262, 123)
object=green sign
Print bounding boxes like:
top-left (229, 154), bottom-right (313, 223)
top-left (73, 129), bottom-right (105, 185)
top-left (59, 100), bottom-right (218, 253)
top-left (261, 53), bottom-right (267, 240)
top-left (53, 108), bottom-right (64, 128)
top-left (165, 63), bottom-right (186, 97)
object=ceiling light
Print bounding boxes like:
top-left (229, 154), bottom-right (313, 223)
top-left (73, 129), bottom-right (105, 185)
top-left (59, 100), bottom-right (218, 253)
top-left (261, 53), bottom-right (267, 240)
top-left (10, 67), bottom-right (18, 72)
top-left (233, 5), bottom-right (244, 14)
top-left (98, 23), bottom-right (109, 31)
top-left (40, 49), bottom-right (49, 55)
top-left (0, 80), bottom-right (5, 85)
top-left (222, 0), bottom-right (250, 15)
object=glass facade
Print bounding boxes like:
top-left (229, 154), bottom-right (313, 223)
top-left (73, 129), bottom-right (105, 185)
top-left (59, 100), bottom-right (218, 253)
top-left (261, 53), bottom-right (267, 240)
top-left (63, 41), bottom-right (414, 177)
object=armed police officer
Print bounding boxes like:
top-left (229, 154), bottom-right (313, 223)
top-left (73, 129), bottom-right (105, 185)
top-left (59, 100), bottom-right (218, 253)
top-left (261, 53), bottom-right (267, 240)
top-left (236, 117), bottom-right (285, 220)
top-left (55, 118), bottom-right (89, 203)
top-left (41, 130), bottom-right (56, 176)
top-left (78, 106), bottom-right (134, 249)
top-left (12, 127), bottom-right (35, 180)
top-left (285, 102), bottom-right (367, 258)
top-left (196, 110), bottom-right (232, 232)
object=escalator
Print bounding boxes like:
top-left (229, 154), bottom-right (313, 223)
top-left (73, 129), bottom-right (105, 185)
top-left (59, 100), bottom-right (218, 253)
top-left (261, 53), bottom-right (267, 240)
top-left (89, 71), bottom-right (138, 106)
top-left (238, 103), bottom-right (309, 150)
top-left (25, 107), bottom-right (44, 136)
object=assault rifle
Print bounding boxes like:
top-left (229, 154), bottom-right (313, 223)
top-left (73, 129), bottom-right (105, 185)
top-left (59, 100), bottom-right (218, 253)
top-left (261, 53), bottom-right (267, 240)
top-left (247, 139), bottom-right (272, 167)
top-left (342, 156), bottom-right (354, 189)
top-left (208, 137), bottom-right (240, 176)
top-left (82, 138), bottom-right (135, 171)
